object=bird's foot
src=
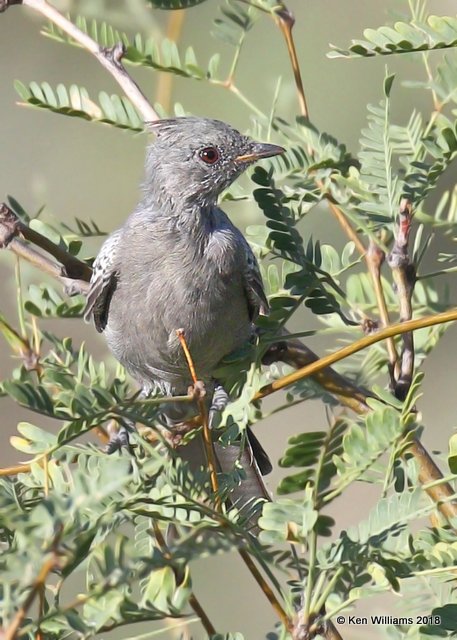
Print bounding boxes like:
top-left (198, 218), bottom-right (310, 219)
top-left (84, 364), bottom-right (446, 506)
top-left (187, 379), bottom-right (206, 402)
top-left (104, 420), bottom-right (135, 454)
top-left (159, 420), bottom-right (198, 449)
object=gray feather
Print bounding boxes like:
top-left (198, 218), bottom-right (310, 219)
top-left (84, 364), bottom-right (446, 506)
top-left (84, 117), bottom-right (285, 526)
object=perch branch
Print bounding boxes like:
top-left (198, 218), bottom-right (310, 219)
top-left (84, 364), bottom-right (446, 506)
top-left (1, 0), bottom-right (158, 123)
top-left (256, 309), bottom-right (457, 399)
top-left (176, 329), bottom-right (221, 510)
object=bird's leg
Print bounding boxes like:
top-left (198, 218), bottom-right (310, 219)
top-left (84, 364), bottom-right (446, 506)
top-left (105, 387), bottom-right (153, 454)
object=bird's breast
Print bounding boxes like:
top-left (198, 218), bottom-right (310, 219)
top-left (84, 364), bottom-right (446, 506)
top-left (105, 222), bottom-right (251, 389)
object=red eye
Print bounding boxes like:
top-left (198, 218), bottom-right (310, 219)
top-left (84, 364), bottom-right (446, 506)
top-left (199, 147), bottom-right (219, 164)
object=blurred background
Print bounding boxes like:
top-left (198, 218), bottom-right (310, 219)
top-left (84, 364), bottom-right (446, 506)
top-left (1, 1), bottom-right (457, 638)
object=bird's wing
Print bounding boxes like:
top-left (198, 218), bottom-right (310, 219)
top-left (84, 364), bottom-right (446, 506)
top-left (241, 238), bottom-right (269, 321)
top-left (84, 230), bottom-right (122, 333)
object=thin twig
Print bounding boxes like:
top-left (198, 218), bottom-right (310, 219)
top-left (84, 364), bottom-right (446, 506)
top-left (269, 5), bottom-right (398, 381)
top-left (326, 198), bottom-right (366, 256)
top-left (3, 553), bottom-right (57, 640)
top-left (176, 329), bottom-right (221, 509)
top-left (172, 337), bottom-right (291, 632)
top-left (156, 10), bottom-right (186, 111)
top-left (387, 198), bottom-right (416, 400)
top-left (0, 464), bottom-right (31, 476)
top-left (2, 0), bottom-right (158, 122)
top-left (273, 5), bottom-right (308, 117)
top-left (152, 523), bottom-right (217, 636)
top-left (263, 333), bottom-right (371, 413)
top-left (255, 307), bottom-right (457, 400)
top-left (238, 547), bottom-right (292, 632)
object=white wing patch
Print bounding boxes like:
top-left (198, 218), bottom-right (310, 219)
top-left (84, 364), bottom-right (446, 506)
top-left (84, 230), bottom-right (122, 332)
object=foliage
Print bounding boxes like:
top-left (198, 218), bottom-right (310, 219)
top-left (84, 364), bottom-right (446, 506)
top-left (15, 80), bottom-right (144, 132)
top-left (328, 15), bottom-right (457, 59)
top-left (2, 1), bottom-right (457, 639)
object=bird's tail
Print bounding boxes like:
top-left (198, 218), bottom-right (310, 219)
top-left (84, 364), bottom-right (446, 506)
top-left (178, 426), bottom-right (271, 534)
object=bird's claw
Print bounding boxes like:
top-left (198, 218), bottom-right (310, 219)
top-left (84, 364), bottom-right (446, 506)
top-left (187, 379), bottom-right (206, 401)
top-left (104, 422), bottom-right (134, 454)
top-left (160, 420), bottom-right (197, 448)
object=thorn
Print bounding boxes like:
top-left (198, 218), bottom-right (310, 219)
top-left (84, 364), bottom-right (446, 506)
top-left (361, 317), bottom-right (379, 335)
top-left (0, 0), bottom-right (22, 13)
top-left (102, 42), bottom-right (126, 67)
top-left (0, 203), bottom-right (20, 248)
top-left (274, 6), bottom-right (295, 29)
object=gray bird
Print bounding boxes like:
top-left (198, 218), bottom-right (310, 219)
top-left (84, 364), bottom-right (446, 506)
top-left (84, 116), bottom-right (284, 518)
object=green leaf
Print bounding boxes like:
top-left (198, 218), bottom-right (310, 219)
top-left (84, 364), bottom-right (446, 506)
top-left (277, 419), bottom-right (346, 500)
top-left (384, 72), bottom-right (395, 97)
top-left (42, 16), bottom-right (217, 80)
top-left (448, 434), bottom-right (457, 473)
top-left (332, 401), bottom-right (405, 490)
top-left (347, 489), bottom-right (426, 547)
top-left (329, 15), bottom-right (457, 58)
top-left (15, 80), bottom-right (144, 132)
top-left (147, 0), bottom-right (208, 8)
top-left (258, 489), bottom-right (318, 544)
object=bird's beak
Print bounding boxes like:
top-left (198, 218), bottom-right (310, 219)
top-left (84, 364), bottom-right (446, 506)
top-left (235, 142), bottom-right (285, 164)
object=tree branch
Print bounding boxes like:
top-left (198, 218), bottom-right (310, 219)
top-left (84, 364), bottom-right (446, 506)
top-left (262, 335), bottom-right (371, 413)
top-left (256, 308), bottom-right (457, 400)
top-left (1, 0), bottom-right (158, 123)
top-left (0, 203), bottom-right (90, 295)
top-left (257, 313), bottom-right (457, 524)
top-left (273, 6), bottom-right (308, 118)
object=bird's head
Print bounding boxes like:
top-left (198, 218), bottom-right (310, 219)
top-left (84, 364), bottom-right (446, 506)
top-left (144, 117), bottom-right (285, 209)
